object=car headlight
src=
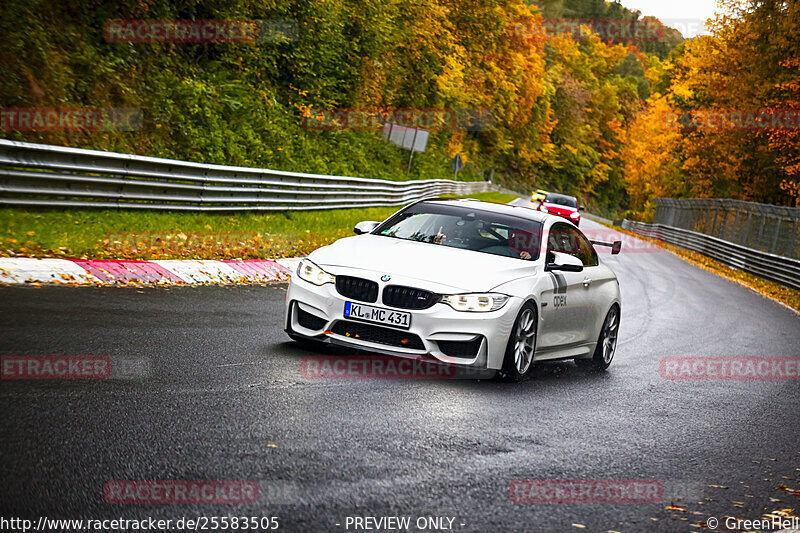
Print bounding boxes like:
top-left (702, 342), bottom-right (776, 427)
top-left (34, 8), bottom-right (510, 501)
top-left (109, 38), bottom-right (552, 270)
top-left (440, 293), bottom-right (510, 312)
top-left (296, 259), bottom-right (335, 286)
top-left (570, 211), bottom-right (580, 218)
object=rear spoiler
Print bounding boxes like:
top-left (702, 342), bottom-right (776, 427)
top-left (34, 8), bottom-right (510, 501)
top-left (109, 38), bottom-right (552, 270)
top-left (590, 240), bottom-right (622, 255)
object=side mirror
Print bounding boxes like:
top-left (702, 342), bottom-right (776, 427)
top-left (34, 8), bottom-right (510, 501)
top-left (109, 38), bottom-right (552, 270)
top-left (579, 206), bottom-right (585, 211)
top-left (354, 221), bottom-right (380, 235)
top-left (545, 252), bottom-right (584, 272)
top-left (590, 239), bottom-right (622, 255)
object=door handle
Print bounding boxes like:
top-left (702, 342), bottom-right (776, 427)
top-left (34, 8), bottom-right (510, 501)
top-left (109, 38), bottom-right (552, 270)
top-left (583, 278), bottom-right (592, 287)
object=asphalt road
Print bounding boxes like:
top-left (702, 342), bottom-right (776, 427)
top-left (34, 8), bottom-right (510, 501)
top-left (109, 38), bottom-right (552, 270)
top-left (1, 218), bottom-right (799, 533)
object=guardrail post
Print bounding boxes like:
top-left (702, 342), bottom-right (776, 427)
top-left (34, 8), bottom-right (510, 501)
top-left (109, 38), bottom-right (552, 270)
top-left (771, 217), bottom-right (782, 255)
top-left (709, 206), bottom-right (719, 236)
top-left (702, 204), bottom-right (710, 233)
top-left (719, 207), bottom-right (728, 240)
top-left (743, 212), bottom-right (753, 247)
top-left (757, 215), bottom-right (766, 249)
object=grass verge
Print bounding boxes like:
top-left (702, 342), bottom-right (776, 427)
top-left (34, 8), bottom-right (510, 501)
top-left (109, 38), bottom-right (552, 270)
top-left (439, 191), bottom-right (521, 203)
top-left (611, 225), bottom-right (800, 313)
top-left (0, 192), bottom-right (519, 260)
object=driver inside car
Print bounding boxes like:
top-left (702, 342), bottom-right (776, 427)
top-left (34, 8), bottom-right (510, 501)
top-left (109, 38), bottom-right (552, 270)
top-left (432, 225), bottom-right (533, 260)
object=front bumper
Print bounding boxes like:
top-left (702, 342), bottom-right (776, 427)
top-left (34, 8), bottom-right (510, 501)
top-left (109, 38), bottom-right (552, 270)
top-left (284, 272), bottom-right (521, 370)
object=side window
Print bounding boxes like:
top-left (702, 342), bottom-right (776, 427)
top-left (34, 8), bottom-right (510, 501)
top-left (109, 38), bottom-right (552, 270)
top-left (573, 230), bottom-right (599, 267)
top-left (547, 223), bottom-right (573, 256)
top-left (545, 224), bottom-right (572, 263)
top-left (546, 224), bottom-right (598, 266)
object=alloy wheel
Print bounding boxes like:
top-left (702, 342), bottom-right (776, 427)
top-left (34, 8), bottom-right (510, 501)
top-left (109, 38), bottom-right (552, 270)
top-left (600, 307), bottom-right (619, 365)
top-left (513, 308), bottom-right (537, 374)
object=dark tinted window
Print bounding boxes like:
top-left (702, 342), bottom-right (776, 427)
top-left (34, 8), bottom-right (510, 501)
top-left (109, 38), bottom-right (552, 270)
top-left (544, 194), bottom-right (578, 208)
top-left (546, 223), bottom-right (598, 266)
top-left (374, 202), bottom-right (543, 260)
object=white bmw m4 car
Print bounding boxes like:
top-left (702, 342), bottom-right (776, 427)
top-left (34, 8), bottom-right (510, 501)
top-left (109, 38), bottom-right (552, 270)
top-left (284, 198), bottom-right (622, 381)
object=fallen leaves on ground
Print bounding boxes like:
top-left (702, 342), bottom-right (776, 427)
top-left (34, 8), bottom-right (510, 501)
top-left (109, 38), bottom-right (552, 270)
top-left (1, 228), bottom-right (353, 261)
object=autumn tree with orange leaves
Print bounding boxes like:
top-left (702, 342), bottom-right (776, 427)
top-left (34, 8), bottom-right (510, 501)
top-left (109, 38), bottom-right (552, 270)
top-left (622, 0), bottom-right (800, 214)
top-left (1, 0), bottom-right (795, 217)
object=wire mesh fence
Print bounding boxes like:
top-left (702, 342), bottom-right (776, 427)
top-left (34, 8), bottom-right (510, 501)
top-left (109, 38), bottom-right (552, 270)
top-left (653, 198), bottom-right (800, 260)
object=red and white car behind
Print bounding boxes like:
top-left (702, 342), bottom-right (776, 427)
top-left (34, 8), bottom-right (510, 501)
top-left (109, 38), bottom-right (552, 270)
top-left (538, 193), bottom-right (584, 227)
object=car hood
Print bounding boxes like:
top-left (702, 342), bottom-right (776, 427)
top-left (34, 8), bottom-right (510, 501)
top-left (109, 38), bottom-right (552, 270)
top-left (308, 234), bottom-right (536, 292)
top-left (543, 203), bottom-right (578, 215)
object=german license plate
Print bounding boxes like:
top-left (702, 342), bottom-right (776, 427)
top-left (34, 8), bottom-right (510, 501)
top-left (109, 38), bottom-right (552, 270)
top-left (343, 302), bottom-right (411, 329)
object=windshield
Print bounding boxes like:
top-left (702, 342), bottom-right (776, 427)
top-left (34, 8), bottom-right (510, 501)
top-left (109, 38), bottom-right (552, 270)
top-left (373, 202), bottom-right (542, 261)
top-left (544, 194), bottom-right (578, 208)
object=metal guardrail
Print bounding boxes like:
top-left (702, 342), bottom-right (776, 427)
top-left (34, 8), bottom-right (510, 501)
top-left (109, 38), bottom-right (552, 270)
top-left (581, 212), bottom-right (614, 226)
top-left (0, 139), bottom-right (500, 211)
top-left (654, 197), bottom-right (799, 260)
top-left (622, 220), bottom-right (800, 291)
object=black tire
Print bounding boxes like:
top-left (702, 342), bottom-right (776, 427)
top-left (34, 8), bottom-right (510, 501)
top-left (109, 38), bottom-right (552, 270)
top-left (499, 301), bottom-right (538, 382)
top-left (576, 305), bottom-right (620, 371)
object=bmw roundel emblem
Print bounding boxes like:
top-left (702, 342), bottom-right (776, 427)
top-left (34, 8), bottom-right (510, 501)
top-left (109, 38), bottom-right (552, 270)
top-left (381, 274), bottom-right (391, 282)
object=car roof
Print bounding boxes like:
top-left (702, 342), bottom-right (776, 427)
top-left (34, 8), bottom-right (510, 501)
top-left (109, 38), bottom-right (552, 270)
top-left (544, 192), bottom-right (577, 201)
top-left (419, 198), bottom-right (550, 223)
